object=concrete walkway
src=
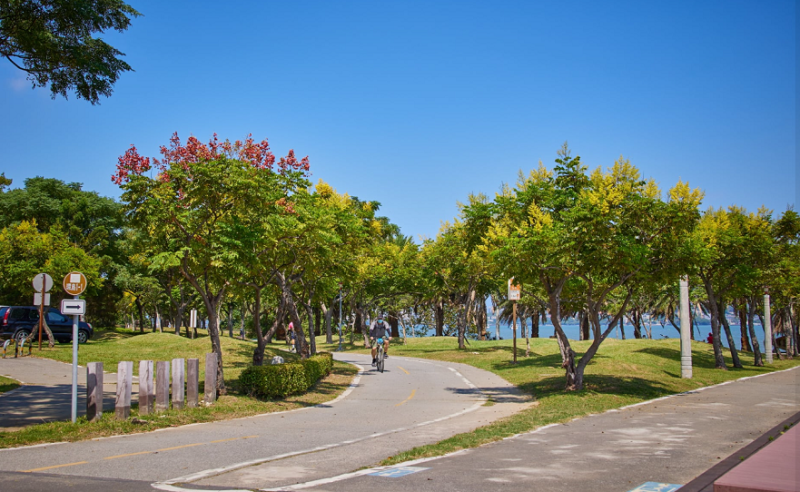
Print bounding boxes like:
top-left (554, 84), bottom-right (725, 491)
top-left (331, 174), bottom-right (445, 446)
top-left (0, 356), bottom-right (133, 430)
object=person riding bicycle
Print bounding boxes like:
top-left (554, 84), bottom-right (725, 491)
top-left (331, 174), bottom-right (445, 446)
top-left (369, 315), bottom-right (392, 366)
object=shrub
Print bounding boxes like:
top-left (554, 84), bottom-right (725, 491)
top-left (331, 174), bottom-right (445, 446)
top-left (239, 352), bottom-right (333, 399)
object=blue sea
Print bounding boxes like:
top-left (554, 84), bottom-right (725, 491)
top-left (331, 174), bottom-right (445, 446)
top-left (413, 319), bottom-right (768, 351)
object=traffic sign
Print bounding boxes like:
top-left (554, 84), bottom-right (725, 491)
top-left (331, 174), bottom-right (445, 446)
top-left (32, 273), bottom-right (54, 293)
top-left (34, 293), bottom-right (51, 306)
top-left (63, 272), bottom-right (87, 295)
top-left (61, 299), bottom-right (86, 315)
top-left (508, 278), bottom-right (521, 300)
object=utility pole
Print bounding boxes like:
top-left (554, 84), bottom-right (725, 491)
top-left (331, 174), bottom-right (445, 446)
top-left (336, 284), bottom-right (343, 352)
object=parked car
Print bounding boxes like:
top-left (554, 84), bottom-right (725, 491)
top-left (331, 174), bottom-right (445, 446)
top-left (0, 306), bottom-right (93, 344)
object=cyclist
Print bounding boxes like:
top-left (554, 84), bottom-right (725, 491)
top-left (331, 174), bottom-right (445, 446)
top-left (369, 315), bottom-right (392, 366)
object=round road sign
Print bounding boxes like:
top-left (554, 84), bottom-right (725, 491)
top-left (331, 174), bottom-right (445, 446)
top-left (63, 271), bottom-right (87, 295)
top-left (32, 273), bottom-right (54, 292)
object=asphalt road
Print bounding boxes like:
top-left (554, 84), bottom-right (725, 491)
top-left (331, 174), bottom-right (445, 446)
top-left (0, 352), bottom-right (532, 491)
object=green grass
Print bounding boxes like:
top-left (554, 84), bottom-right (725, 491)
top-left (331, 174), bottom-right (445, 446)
top-left (309, 334), bottom-right (800, 465)
top-left (0, 375), bottom-right (21, 394)
top-left (31, 327), bottom-right (282, 385)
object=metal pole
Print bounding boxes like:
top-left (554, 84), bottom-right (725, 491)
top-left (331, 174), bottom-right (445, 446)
top-left (764, 293), bottom-right (773, 364)
top-left (38, 279), bottom-right (45, 350)
top-left (512, 301), bottom-right (517, 364)
top-left (679, 277), bottom-right (692, 378)
top-left (71, 294), bottom-right (79, 423)
top-left (337, 286), bottom-right (343, 352)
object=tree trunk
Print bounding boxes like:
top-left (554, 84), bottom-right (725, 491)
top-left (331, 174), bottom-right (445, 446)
top-left (434, 300), bottom-right (444, 337)
top-left (314, 306), bottom-right (322, 337)
top-left (252, 287), bottom-right (266, 366)
top-left (323, 302), bottom-right (334, 344)
top-left (388, 314), bottom-right (400, 338)
top-left (718, 300), bottom-right (742, 368)
top-left (701, 275), bottom-right (727, 370)
top-left (531, 312), bottom-right (540, 338)
top-left (544, 278), bottom-right (578, 390)
top-left (632, 309), bottom-right (642, 339)
top-left (738, 304), bottom-right (752, 352)
top-left (135, 297), bottom-right (145, 333)
top-left (747, 297), bottom-right (763, 366)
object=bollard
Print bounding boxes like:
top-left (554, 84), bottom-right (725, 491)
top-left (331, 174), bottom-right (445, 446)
top-left (138, 360), bottom-right (154, 415)
top-left (172, 358), bottom-right (185, 410)
top-left (115, 361), bottom-right (133, 420)
top-left (204, 353), bottom-right (218, 404)
top-left (155, 361), bottom-right (170, 412)
top-left (187, 358), bottom-right (199, 408)
top-left (86, 362), bottom-right (104, 421)
top-left (2, 339), bottom-right (10, 358)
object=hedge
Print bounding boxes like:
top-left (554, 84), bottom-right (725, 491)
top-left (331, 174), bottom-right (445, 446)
top-left (239, 352), bottom-right (334, 398)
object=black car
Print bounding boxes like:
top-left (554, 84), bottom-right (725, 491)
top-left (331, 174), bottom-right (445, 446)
top-left (0, 306), bottom-right (93, 344)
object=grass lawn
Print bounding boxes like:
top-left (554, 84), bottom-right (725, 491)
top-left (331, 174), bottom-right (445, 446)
top-left (0, 328), bottom-right (354, 449)
top-left (0, 375), bottom-right (21, 394)
top-left (310, 334), bottom-right (800, 465)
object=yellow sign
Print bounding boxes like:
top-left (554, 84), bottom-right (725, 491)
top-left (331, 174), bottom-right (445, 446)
top-left (63, 271), bottom-right (87, 296)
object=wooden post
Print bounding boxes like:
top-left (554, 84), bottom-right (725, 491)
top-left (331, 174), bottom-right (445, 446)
top-left (204, 352), bottom-right (217, 404)
top-left (115, 361), bottom-right (133, 420)
top-left (86, 362), bottom-right (103, 421)
top-left (156, 361), bottom-right (170, 411)
top-left (187, 358), bottom-right (199, 408)
top-left (172, 358), bottom-right (185, 410)
top-left (138, 360), bottom-right (153, 415)
top-left (512, 301), bottom-right (517, 364)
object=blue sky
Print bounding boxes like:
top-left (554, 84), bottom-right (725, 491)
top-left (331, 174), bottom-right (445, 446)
top-left (1, 0), bottom-right (796, 241)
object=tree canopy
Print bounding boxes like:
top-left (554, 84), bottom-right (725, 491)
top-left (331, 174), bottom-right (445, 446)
top-left (0, 0), bottom-right (141, 103)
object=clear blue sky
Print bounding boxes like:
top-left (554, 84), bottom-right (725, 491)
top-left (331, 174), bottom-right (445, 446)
top-left (1, 0), bottom-right (796, 241)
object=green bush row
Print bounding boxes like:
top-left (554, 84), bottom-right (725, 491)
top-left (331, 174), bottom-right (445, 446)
top-left (239, 352), bottom-right (334, 398)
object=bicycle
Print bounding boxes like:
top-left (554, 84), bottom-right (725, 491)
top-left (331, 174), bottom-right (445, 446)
top-left (375, 337), bottom-right (385, 373)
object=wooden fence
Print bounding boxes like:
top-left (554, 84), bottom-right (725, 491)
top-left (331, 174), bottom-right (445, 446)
top-left (86, 353), bottom-right (218, 421)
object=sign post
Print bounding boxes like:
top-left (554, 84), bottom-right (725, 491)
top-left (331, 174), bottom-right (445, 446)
top-left (508, 278), bottom-right (521, 364)
top-left (32, 273), bottom-right (53, 350)
top-left (63, 271), bottom-right (87, 423)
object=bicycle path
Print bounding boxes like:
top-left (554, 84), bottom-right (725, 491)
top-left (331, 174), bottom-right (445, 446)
top-left (275, 365), bottom-right (800, 492)
top-left (0, 353), bottom-right (534, 490)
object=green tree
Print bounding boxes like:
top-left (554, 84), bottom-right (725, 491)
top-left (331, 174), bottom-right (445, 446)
top-left (0, 220), bottom-right (102, 306)
top-left (0, 0), bottom-right (141, 103)
top-left (114, 133), bottom-right (310, 392)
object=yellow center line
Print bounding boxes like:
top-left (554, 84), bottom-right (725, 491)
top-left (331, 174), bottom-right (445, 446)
top-left (396, 389), bottom-right (416, 407)
top-left (104, 451), bottom-right (153, 460)
top-left (157, 443), bottom-right (205, 452)
top-left (22, 461), bottom-right (89, 473)
top-left (210, 435), bottom-right (258, 444)
top-left (397, 366), bottom-right (410, 375)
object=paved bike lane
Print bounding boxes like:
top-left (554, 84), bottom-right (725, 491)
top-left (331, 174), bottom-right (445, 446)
top-left (275, 366), bottom-right (799, 492)
top-left (0, 353), bottom-right (533, 491)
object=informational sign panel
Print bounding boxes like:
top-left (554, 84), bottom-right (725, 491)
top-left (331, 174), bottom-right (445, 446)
top-left (508, 278), bottom-right (521, 300)
top-left (34, 293), bottom-right (51, 306)
top-left (61, 299), bottom-right (86, 315)
top-left (63, 272), bottom-right (87, 296)
top-left (32, 273), bottom-right (54, 293)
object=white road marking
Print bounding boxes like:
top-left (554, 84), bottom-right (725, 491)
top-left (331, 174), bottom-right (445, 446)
top-left (151, 360), bottom-right (487, 491)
